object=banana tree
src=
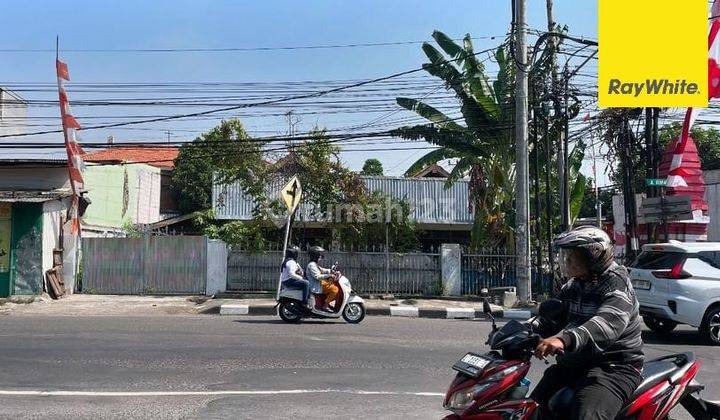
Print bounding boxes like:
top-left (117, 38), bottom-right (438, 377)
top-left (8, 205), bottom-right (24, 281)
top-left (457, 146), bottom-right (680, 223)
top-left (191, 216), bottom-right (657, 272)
top-left (392, 30), bottom-right (588, 249)
top-left (391, 31), bottom-right (516, 248)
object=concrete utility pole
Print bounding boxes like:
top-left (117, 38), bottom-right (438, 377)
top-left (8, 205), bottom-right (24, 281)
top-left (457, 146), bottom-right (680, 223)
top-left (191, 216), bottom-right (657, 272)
top-left (546, 0), bottom-right (566, 231)
top-left (514, 0), bottom-right (532, 304)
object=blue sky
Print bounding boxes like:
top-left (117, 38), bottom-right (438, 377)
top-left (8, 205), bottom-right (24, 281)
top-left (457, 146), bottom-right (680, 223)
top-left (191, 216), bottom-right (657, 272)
top-left (0, 0), bottom-right (598, 176)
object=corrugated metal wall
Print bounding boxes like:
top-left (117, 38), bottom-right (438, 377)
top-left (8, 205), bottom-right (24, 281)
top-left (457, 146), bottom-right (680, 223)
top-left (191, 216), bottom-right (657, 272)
top-left (227, 250), bottom-right (441, 295)
top-left (83, 236), bottom-right (206, 294)
top-left (213, 175), bottom-right (473, 225)
top-left (706, 170), bottom-right (720, 241)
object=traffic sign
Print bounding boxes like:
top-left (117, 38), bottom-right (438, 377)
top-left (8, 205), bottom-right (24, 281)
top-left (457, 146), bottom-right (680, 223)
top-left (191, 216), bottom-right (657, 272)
top-left (645, 178), bottom-right (668, 187)
top-left (281, 176), bottom-right (302, 213)
top-left (640, 195), bottom-right (693, 223)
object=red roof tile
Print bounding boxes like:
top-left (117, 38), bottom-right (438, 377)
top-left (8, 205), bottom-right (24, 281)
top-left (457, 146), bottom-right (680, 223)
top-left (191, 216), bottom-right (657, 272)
top-left (84, 147), bottom-right (179, 169)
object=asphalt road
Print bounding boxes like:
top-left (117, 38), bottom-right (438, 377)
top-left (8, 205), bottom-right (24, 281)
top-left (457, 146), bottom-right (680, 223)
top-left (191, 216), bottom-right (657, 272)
top-left (0, 315), bottom-right (717, 419)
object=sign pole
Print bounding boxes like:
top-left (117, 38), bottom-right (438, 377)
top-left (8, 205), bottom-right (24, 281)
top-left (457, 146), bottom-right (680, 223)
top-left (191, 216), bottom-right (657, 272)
top-left (276, 176), bottom-right (302, 300)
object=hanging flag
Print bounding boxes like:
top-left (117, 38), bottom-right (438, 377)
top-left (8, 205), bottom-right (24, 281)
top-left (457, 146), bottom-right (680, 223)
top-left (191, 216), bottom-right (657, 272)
top-left (56, 55), bottom-right (85, 234)
top-left (667, 0), bottom-right (720, 188)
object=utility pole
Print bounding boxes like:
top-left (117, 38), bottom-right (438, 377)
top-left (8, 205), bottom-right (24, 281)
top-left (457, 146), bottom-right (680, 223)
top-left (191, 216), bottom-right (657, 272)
top-left (514, 0), bottom-right (531, 304)
top-left (532, 89), bottom-right (542, 285)
top-left (546, 0), bottom-right (566, 232)
top-left (562, 66), bottom-right (571, 229)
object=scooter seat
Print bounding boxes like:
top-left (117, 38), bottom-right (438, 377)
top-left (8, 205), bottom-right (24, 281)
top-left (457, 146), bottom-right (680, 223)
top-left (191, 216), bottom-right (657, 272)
top-left (548, 356), bottom-right (688, 416)
top-left (630, 360), bottom-right (677, 399)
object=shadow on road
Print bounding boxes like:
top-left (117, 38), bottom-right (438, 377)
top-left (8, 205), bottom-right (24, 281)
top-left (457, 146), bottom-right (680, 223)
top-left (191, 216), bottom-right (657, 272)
top-left (642, 330), bottom-right (709, 346)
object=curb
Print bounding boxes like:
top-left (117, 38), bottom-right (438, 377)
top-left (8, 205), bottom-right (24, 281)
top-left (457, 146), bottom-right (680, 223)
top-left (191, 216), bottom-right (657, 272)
top-left (219, 304), bottom-right (532, 321)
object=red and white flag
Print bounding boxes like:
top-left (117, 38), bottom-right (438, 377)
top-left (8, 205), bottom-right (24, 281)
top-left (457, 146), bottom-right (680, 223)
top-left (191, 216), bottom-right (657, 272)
top-left (56, 57), bottom-right (85, 234)
top-left (667, 0), bottom-right (720, 187)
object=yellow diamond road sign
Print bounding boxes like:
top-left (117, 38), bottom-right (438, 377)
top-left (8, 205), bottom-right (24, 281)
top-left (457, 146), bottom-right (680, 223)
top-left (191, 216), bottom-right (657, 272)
top-left (281, 176), bottom-right (302, 213)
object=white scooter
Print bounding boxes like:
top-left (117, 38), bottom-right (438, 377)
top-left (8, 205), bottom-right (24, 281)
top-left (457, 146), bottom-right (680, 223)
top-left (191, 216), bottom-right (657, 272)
top-left (277, 263), bottom-right (366, 324)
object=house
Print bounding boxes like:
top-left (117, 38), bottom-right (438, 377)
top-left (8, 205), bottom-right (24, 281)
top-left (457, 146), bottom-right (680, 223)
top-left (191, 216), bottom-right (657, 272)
top-left (212, 175), bottom-right (473, 249)
top-left (82, 146), bottom-right (180, 235)
top-left (0, 158), bottom-right (79, 298)
top-left (0, 87), bottom-right (27, 138)
top-left (408, 163), bottom-right (450, 178)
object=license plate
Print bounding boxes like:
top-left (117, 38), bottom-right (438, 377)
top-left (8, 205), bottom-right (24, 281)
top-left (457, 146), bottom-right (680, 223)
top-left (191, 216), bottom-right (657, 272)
top-left (633, 279), bottom-right (651, 290)
top-left (452, 353), bottom-right (491, 377)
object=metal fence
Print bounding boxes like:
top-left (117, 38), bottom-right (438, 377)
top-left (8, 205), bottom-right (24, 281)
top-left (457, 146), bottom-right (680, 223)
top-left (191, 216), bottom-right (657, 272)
top-left (227, 250), bottom-right (441, 295)
top-left (461, 251), bottom-right (552, 297)
top-left (82, 236), bottom-right (207, 294)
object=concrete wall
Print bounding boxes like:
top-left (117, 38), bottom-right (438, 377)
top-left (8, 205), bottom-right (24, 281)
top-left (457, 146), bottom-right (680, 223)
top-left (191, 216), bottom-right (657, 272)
top-left (41, 198), bottom-right (79, 294)
top-left (206, 239), bottom-right (227, 296)
top-left (441, 243), bottom-right (462, 296)
top-left (82, 164), bottom-right (162, 229)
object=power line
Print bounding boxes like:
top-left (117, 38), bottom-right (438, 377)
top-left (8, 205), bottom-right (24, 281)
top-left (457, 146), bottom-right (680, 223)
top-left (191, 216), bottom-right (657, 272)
top-left (0, 44), bottom-right (504, 139)
top-left (0, 35), bottom-right (508, 53)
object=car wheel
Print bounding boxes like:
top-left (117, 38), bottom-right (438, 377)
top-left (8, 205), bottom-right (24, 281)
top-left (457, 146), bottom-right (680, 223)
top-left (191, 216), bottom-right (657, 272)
top-left (643, 316), bottom-right (678, 334)
top-left (700, 306), bottom-right (720, 345)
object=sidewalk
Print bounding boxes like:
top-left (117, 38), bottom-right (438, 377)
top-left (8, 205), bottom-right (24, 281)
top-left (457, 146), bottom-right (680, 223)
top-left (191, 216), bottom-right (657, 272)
top-left (0, 294), bottom-right (532, 320)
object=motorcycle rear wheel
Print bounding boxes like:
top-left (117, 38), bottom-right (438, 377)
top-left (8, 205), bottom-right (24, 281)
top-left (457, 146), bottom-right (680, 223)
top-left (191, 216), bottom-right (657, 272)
top-left (279, 301), bottom-right (302, 323)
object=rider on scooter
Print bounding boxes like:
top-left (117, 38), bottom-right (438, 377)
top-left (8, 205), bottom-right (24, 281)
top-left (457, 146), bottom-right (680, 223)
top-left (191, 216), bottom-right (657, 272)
top-left (306, 246), bottom-right (339, 312)
top-left (530, 226), bottom-right (645, 420)
top-left (279, 246), bottom-right (310, 307)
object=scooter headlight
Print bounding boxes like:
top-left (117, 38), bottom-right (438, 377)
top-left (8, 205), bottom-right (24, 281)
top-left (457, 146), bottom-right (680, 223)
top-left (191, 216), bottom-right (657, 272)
top-left (446, 383), bottom-right (493, 411)
top-left (445, 365), bottom-right (523, 412)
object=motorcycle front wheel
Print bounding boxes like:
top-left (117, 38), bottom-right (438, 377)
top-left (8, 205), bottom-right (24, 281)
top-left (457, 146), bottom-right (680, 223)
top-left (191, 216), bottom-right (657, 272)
top-left (342, 302), bottom-right (365, 324)
top-left (279, 301), bottom-right (302, 323)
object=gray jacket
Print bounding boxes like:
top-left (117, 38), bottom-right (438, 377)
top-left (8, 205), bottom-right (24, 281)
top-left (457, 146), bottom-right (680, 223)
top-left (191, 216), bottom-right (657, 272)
top-left (533, 263), bottom-right (644, 368)
top-left (306, 261), bottom-right (331, 294)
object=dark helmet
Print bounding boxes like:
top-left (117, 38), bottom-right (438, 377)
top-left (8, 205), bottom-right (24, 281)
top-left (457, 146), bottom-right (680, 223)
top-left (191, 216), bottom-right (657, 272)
top-left (308, 246), bottom-right (325, 262)
top-left (553, 225), bottom-right (614, 274)
top-left (285, 246), bottom-right (300, 260)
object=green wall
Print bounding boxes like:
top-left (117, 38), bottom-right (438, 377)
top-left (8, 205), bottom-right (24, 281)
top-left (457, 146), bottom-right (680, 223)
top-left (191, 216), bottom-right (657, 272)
top-left (82, 164), bottom-right (160, 228)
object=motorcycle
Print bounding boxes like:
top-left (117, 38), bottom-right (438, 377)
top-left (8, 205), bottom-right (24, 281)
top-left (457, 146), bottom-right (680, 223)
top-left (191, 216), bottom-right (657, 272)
top-left (442, 290), bottom-right (720, 419)
top-left (276, 262), bottom-right (366, 324)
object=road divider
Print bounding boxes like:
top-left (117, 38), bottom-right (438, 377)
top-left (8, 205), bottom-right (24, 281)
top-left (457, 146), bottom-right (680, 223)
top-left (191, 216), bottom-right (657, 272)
top-left (218, 303), bottom-right (532, 321)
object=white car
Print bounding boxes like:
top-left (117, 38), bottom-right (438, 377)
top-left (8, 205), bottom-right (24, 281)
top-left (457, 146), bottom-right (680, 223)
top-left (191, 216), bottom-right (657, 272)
top-left (629, 241), bottom-right (720, 344)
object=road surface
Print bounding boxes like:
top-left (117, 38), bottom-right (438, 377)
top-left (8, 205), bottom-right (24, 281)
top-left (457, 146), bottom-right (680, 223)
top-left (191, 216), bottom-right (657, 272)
top-left (0, 315), bottom-right (716, 419)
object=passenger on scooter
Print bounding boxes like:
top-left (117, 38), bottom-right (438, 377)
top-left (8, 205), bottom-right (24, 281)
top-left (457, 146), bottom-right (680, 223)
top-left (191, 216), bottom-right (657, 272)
top-left (306, 246), bottom-right (339, 312)
top-left (279, 246), bottom-right (309, 306)
top-left (530, 226), bottom-right (644, 420)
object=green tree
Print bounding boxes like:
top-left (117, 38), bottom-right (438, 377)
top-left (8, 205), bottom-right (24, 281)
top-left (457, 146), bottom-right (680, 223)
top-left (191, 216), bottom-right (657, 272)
top-left (391, 31), bottom-right (586, 248)
top-left (171, 119), bottom-right (266, 214)
top-left (360, 158), bottom-right (384, 176)
top-left (390, 31), bottom-right (517, 248)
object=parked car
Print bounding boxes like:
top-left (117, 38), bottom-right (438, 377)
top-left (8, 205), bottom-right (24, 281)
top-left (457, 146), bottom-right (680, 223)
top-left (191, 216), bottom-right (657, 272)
top-left (629, 241), bottom-right (720, 344)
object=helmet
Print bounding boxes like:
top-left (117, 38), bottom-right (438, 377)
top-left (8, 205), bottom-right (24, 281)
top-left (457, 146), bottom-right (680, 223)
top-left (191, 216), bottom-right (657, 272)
top-left (308, 246), bottom-right (325, 262)
top-left (285, 246), bottom-right (300, 260)
top-left (553, 226), bottom-right (614, 275)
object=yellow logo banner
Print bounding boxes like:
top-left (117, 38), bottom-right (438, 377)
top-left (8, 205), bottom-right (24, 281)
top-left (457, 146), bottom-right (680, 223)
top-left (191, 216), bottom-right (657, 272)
top-left (599, 0), bottom-right (707, 108)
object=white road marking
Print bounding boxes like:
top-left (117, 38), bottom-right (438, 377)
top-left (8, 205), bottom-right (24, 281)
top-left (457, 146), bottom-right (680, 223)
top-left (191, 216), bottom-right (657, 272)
top-left (0, 389), bottom-right (445, 398)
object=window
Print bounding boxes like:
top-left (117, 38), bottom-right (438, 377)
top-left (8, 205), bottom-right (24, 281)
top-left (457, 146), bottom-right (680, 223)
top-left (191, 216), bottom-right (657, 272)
top-left (631, 251), bottom-right (686, 270)
top-left (698, 251), bottom-right (720, 269)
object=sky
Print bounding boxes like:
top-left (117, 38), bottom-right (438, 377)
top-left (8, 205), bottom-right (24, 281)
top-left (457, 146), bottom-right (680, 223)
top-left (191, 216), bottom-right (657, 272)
top-left (0, 0), bottom-right (599, 178)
